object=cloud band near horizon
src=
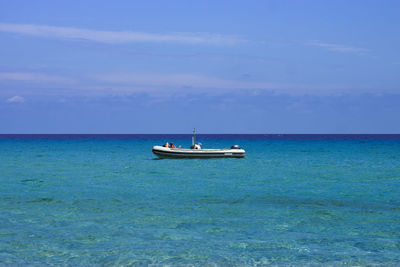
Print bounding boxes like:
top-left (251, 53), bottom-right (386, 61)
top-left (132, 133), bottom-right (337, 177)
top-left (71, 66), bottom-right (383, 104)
top-left (0, 71), bottom-right (375, 96)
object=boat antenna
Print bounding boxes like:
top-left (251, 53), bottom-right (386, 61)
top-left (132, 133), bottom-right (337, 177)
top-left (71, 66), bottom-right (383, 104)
top-left (192, 128), bottom-right (196, 146)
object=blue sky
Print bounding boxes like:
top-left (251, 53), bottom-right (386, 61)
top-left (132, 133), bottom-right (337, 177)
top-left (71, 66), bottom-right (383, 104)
top-left (1, 0), bottom-right (399, 133)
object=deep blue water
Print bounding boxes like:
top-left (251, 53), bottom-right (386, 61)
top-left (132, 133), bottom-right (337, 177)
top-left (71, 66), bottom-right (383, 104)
top-left (0, 135), bottom-right (400, 265)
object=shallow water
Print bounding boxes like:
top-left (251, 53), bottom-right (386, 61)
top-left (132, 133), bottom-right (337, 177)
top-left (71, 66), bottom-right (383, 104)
top-left (1, 135), bottom-right (400, 265)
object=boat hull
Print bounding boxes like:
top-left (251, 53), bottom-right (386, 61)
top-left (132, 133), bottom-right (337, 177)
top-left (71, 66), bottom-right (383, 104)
top-left (152, 146), bottom-right (245, 158)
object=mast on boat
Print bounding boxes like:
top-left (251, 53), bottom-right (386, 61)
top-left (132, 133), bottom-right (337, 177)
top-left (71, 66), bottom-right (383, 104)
top-left (192, 128), bottom-right (196, 146)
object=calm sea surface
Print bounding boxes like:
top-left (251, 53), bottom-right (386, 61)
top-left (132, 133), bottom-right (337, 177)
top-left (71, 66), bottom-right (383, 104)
top-left (0, 134), bottom-right (399, 265)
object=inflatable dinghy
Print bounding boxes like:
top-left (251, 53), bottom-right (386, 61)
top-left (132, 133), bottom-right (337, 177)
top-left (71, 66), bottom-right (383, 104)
top-left (152, 129), bottom-right (245, 158)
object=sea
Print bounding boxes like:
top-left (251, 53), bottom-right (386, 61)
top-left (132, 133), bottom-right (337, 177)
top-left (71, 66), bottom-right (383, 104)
top-left (0, 134), bottom-right (399, 266)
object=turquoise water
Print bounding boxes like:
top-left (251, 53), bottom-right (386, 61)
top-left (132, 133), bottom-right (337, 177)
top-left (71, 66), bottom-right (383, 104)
top-left (1, 135), bottom-right (400, 265)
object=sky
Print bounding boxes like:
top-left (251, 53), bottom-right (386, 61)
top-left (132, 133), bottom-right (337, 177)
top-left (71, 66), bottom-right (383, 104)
top-left (1, 0), bottom-right (399, 133)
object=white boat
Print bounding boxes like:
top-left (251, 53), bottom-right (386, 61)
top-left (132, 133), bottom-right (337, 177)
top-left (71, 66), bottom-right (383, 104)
top-left (152, 129), bottom-right (245, 158)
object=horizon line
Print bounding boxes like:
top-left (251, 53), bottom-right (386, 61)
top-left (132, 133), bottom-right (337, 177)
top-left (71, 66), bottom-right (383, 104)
top-left (1, 133), bottom-right (399, 135)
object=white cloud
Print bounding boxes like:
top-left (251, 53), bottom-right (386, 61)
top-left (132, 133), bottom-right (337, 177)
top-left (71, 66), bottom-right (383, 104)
top-left (93, 73), bottom-right (293, 90)
top-left (7, 95), bottom-right (25, 103)
top-left (91, 72), bottom-right (361, 95)
top-left (306, 40), bottom-right (369, 53)
top-left (0, 22), bottom-right (245, 45)
top-left (0, 72), bottom-right (73, 83)
top-left (0, 70), bottom-right (374, 97)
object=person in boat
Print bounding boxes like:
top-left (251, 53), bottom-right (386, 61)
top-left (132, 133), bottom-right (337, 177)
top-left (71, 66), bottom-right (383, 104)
top-left (163, 142), bottom-right (169, 148)
top-left (169, 142), bottom-right (181, 149)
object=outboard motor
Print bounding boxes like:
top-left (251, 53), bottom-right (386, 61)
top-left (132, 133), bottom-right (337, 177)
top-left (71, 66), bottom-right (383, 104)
top-left (231, 145), bottom-right (241, 149)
